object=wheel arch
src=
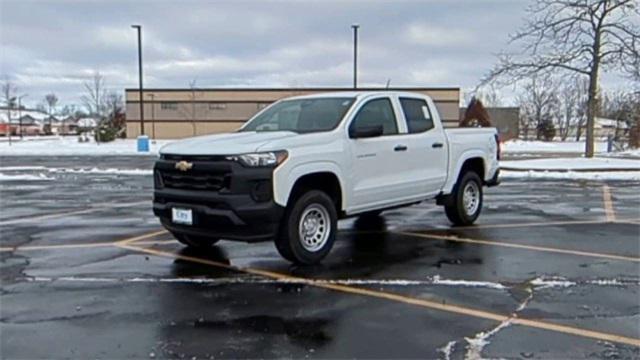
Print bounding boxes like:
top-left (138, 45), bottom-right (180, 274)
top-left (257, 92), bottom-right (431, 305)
top-left (443, 151), bottom-right (487, 194)
top-left (274, 162), bottom-right (345, 212)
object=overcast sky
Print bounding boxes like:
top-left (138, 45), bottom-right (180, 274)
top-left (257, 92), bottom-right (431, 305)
top-left (0, 0), bottom-right (633, 108)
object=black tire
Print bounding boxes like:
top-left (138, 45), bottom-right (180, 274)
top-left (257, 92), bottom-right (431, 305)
top-left (444, 171), bottom-right (483, 226)
top-left (173, 233), bottom-right (220, 248)
top-left (275, 190), bottom-right (337, 264)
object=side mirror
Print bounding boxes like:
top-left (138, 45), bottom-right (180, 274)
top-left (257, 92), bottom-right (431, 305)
top-left (350, 124), bottom-right (383, 139)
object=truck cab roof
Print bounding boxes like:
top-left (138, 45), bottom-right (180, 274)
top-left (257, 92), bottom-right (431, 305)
top-left (285, 91), bottom-right (430, 101)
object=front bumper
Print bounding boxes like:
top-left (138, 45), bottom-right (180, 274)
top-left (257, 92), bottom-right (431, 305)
top-left (153, 156), bottom-right (285, 242)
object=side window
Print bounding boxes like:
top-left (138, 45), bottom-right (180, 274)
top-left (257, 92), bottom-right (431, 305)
top-left (351, 98), bottom-right (398, 135)
top-left (400, 98), bottom-right (434, 133)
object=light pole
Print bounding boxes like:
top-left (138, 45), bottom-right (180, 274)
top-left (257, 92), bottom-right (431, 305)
top-left (17, 94), bottom-right (28, 139)
top-left (131, 25), bottom-right (145, 136)
top-left (351, 23), bottom-right (359, 89)
top-left (148, 93), bottom-right (156, 142)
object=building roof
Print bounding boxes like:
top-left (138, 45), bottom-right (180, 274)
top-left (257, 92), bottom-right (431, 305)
top-left (77, 117), bottom-right (98, 127)
top-left (0, 108), bottom-right (49, 124)
top-left (595, 117), bottom-right (628, 129)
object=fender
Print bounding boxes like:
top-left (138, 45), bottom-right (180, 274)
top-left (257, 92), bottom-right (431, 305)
top-left (442, 149), bottom-right (487, 194)
top-left (272, 160), bottom-right (346, 209)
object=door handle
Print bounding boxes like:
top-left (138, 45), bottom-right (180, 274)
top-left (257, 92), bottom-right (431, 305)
top-left (394, 145), bottom-right (408, 152)
top-left (432, 142), bottom-right (444, 149)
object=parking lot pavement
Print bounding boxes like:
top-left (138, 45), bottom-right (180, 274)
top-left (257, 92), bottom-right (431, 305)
top-left (1, 156), bottom-right (639, 359)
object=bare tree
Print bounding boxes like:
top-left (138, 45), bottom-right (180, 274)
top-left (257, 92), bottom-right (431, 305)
top-left (44, 93), bottom-right (58, 135)
top-left (557, 77), bottom-right (580, 140)
top-left (484, 0), bottom-right (640, 156)
top-left (1, 77), bottom-right (18, 144)
top-left (104, 91), bottom-right (126, 137)
top-left (81, 71), bottom-right (107, 120)
top-left (80, 71), bottom-right (108, 143)
top-left (187, 79), bottom-right (199, 136)
top-left (476, 85), bottom-right (503, 107)
top-left (517, 75), bottom-right (560, 140)
top-left (602, 90), bottom-right (640, 146)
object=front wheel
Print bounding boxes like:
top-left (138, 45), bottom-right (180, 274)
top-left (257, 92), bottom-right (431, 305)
top-left (444, 171), bottom-right (483, 226)
top-left (275, 190), bottom-right (337, 264)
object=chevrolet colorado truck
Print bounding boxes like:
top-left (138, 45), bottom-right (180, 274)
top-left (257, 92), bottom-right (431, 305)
top-left (153, 91), bottom-right (500, 264)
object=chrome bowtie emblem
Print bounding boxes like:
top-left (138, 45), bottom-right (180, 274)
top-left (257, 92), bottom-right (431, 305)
top-left (175, 160), bottom-right (193, 172)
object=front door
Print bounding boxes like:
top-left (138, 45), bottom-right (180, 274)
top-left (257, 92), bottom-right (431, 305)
top-left (347, 97), bottom-right (407, 212)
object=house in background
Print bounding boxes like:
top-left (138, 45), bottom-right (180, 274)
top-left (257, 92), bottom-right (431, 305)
top-left (0, 107), bottom-right (48, 136)
top-left (76, 117), bottom-right (98, 132)
top-left (56, 116), bottom-right (79, 135)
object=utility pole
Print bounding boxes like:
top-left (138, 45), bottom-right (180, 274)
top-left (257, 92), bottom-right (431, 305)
top-left (131, 25), bottom-right (145, 136)
top-left (351, 24), bottom-right (359, 89)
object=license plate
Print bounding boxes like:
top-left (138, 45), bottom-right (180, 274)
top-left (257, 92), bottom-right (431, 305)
top-left (172, 208), bottom-right (193, 225)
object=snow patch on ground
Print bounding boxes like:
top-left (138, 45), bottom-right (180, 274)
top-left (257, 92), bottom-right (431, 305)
top-left (502, 140), bottom-right (608, 153)
top-left (0, 136), bottom-right (174, 156)
top-left (501, 170), bottom-right (640, 181)
top-left (437, 341), bottom-right (456, 360)
top-left (464, 320), bottom-right (513, 360)
top-left (0, 173), bottom-right (54, 181)
top-left (429, 275), bottom-right (507, 290)
top-left (530, 277), bottom-right (576, 289)
top-left (500, 157), bottom-right (640, 171)
top-left (530, 276), bottom-right (637, 289)
top-left (0, 166), bottom-right (49, 171)
top-left (25, 275), bottom-right (508, 289)
top-left (49, 168), bottom-right (153, 176)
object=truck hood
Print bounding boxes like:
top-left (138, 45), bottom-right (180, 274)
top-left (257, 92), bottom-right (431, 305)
top-left (159, 131), bottom-right (298, 155)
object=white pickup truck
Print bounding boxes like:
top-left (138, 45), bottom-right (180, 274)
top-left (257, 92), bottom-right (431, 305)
top-left (154, 91), bottom-right (500, 264)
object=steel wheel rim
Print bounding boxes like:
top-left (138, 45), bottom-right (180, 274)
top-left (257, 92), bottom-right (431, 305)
top-left (298, 203), bottom-right (330, 252)
top-left (462, 181), bottom-right (480, 216)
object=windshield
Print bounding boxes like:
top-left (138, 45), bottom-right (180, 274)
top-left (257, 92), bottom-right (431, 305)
top-left (241, 97), bottom-right (355, 133)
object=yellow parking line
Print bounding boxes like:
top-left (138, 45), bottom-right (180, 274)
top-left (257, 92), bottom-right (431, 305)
top-left (116, 243), bottom-right (640, 347)
top-left (0, 201), bottom-right (149, 226)
top-left (117, 229), bottom-right (168, 245)
top-left (0, 241), bottom-right (120, 252)
top-left (397, 232), bottom-right (640, 263)
top-left (602, 185), bottom-right (617, 222)
top-left (0, 230), bottom-right (168, 252)
top-left (441, 218), bottom-right (614, 230)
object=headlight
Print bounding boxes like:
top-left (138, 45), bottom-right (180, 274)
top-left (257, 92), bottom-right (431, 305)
top-left (227, 151), bottom-right (288, 167)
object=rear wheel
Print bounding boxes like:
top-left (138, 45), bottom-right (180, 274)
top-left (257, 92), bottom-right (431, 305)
top-left (173, 233), bottom-right (220, 248)
top-left (445, 171), bottom-right (483, 226)
top-left (275, 190), bottom-right (337, 264)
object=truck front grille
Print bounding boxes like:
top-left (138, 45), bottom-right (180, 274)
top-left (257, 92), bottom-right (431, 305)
top-left (159, 171), bottom-right (228, 191)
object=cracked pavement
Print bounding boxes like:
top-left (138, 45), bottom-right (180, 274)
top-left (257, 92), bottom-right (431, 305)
top-left (0, 155), bottom-right (639, 359)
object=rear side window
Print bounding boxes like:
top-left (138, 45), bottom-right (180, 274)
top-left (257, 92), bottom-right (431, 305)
top-left (400, 98), bottom-right (434, 133)
top-left (351, 98), bottom-right (398, 135)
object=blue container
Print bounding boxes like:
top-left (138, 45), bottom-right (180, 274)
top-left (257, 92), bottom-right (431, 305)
top-left (137, 135), bottom-right (150, 152)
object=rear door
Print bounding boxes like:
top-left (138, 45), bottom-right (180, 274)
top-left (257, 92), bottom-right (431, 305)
top-left (397, 96), bottom-right (448, 195)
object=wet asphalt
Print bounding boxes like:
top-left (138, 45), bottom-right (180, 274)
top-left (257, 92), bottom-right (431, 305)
top-left (0, 155), bottom-right (639, 359)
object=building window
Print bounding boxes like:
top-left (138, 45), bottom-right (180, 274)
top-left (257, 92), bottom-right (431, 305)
top-left (209, 103), bottom-right (227, 110)
top-left (161, 102), bottom-right (178, 110)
